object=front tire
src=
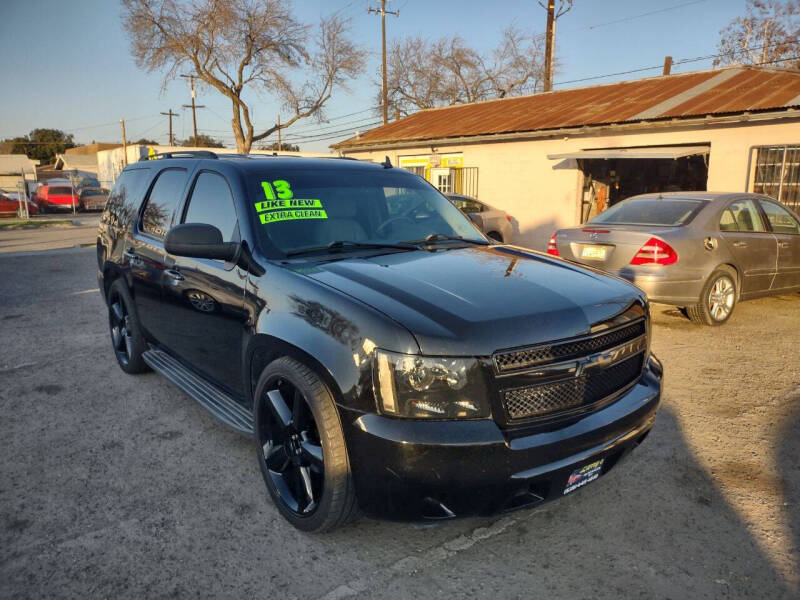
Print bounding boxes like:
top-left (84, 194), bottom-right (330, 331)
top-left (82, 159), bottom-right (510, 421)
top-left (686, 268), bottom-right (737, 326)
top-left (254, 357), bottom-right (359, 532)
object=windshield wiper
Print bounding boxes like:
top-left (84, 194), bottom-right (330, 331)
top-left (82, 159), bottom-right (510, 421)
top-left (403, 233), bottom-right (489, 246)
top-left (285, 240), bottom-right (417, 257)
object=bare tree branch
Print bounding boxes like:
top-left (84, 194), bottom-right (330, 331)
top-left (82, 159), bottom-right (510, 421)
top-left (385, 28), bottom-right (545, 116)
top-left (121, 0), bottom-right (365, 153)
top-left (714, 0), bottom-right (800, 68)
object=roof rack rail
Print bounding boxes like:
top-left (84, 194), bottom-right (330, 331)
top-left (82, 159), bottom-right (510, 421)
top-left (139, 150), bottom-right (219, 162)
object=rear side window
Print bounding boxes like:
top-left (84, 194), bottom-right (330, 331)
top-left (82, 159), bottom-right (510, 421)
top-left (759, 200), bottom-right (800, 234)
top-left (726, 199), bottom-right (765, 232)
top-left (103, 169), bottom-right (150, 229)
top-left (719, 209), bottom-right (737, 231)
top-left (182, 172), bottom-right (238, 241)
top-left (589, 197), bottom-right (705, 226)
top-left (451, 197), bottom-right (484, 213)
top-left (140, 168), bottom-right (187, 238)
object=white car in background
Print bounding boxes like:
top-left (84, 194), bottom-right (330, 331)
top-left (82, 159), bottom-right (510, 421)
top-left (446, 193), bottom-right (514, 243)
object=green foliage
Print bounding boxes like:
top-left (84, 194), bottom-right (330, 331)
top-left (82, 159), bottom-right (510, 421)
top-left (1, 129), bottom-right (76, 163)
top-left (258, 142), bottom-right (301, 152)
top-left (132, 138), bottom-right (159, 145)
top-left (180, 134), bottom-right (225, 148)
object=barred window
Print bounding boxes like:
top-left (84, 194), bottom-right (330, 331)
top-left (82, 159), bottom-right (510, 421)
top-left (753, 146), bottom-right (800, 212)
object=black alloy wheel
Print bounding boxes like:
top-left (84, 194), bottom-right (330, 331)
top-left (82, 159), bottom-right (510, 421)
top-left (254, 357), bottom-right (360, 532)
top-left (106, 279), bottom-right (149, 373)
top-left (109, 291), bottom-right (133, 366)
top-left (259, 376), bottom-right (325, 516)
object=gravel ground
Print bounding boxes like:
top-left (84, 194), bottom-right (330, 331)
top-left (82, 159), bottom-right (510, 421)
top-left (1, 248), bottom-right (798, 600)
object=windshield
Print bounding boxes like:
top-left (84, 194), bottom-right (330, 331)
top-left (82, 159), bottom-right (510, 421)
top-left (589, 196), bottom-right (705, 226)
top-left (247, 167), bottom-right (485, 255)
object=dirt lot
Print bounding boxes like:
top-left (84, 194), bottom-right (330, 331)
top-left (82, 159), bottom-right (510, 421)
top-left (1, 247), bottom-right (798, 599)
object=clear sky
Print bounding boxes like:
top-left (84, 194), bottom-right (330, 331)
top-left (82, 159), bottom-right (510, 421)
top-left (0, 0), bottom-right (748, 152)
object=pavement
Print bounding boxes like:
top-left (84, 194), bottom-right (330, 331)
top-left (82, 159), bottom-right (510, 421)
top-left (0, 214), bottom-right (100, 254)
top-left (1, 247), bottom-right (798, 599)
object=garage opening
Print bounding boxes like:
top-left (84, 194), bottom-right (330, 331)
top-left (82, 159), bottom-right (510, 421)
top-left (548, 145), bottom-right (710, 222)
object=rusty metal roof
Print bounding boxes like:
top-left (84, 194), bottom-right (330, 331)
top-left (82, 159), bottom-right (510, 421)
top-left (335, 67), bottom-right (800, 149)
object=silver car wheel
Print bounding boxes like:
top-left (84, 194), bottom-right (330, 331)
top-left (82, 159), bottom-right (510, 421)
top-left (707, 276), bottom-right (735, 321)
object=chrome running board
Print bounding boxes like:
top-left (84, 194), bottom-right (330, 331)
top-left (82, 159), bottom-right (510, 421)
top-left (143, 347), bottom-right (254, 436)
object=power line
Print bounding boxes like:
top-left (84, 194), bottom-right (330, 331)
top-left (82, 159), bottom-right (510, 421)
top-left (524, 37), bottom-right (800, 91)
top-left (585, 0), bottom-right (709, 31)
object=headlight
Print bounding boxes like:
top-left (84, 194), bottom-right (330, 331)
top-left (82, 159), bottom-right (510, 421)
top-left (372, 350), bottom-right (491, 419)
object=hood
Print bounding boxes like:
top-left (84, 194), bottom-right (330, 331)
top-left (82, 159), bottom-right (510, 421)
top-left (301, 245), bottom-right (645, 356)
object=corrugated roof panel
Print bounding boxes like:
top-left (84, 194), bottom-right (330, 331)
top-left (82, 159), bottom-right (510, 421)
top-left (338, 67), bottom-right (800, 148)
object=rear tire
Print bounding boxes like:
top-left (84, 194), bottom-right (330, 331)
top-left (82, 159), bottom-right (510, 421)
top-left (107, 279), bottom-right (149, 373)
top-left (254, 357), bottom-right (360, 532)
top-left (686, 268), bottom-right (737, 326)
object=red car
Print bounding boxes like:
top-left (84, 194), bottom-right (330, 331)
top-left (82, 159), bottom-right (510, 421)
top-left (35, 185), bottom-right (79, 213)
top-left (0, 193), bottom-right (39, 217)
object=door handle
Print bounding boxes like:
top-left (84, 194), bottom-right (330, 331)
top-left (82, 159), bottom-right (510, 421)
top-left (732, 241), bottom-right (748, 248)
top-left (165, 269), bottom-right (184, 281)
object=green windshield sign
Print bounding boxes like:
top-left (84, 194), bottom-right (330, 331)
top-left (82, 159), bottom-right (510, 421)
top-left (256, 180), bottom-right (327, 224)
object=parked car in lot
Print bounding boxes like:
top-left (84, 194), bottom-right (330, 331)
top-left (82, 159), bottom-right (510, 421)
top-left (35, 184), bottom-right (79, 213)
top-left (548, 192), bottom-right (800, 325)
top-left (98, 151), bottom-right (663, 531)
top-left (0, 192), bottom-right (39, 217)
top-left (445, 193), bottom-right (513, 242)
top-left (78, 187), bottom-right (109, 211)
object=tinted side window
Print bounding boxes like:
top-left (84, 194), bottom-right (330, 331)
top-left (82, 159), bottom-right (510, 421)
top-left (454, 198), bottom-right (484, 213)
top-left (727, 199), bottom-right (765, 232)
top-left (760, 200), bottom-right (800, 234)
top-left (102, 168), bottom-right (150, 229)
top-left (182, 172), bottom-right (238, 241)
top-left (140, 168), bottom-right (187, 238)
top-left (719, 209), bottom-right (737, 231)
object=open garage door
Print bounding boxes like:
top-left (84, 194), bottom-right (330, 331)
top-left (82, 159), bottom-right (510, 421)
top-left (548, 145), bottom-right (710, 222)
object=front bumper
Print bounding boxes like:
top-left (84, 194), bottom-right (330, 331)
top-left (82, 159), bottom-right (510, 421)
top-left (342, 359), bottom-right (662, 520)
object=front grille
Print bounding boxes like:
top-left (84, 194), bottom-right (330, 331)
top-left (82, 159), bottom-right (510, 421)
top-left (503, 353), bottom-right (644, 420)
top-left (494, 320), bottom-right (646, 374)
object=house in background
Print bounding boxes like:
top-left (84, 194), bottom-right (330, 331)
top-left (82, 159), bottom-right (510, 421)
top-left (334, 66), bottom-right (800, 250)
top-left (0, 154), bottom-right (39, 196)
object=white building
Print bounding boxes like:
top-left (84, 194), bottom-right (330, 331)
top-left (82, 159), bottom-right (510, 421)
top-left (335, 66), bottom-right (800, 250)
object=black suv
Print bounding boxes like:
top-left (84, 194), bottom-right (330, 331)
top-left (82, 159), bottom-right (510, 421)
top-left (97, 151), bottom-right (663, 531)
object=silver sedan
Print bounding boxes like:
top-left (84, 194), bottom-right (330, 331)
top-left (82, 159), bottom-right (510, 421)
top-left (446, 194), bottom-right (513, 243)
top-left (548, 192), bottom-right (800, 325)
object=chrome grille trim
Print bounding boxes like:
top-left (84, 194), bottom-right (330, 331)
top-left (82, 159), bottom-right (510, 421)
top-left (493, 319), bottom-right (646, 376)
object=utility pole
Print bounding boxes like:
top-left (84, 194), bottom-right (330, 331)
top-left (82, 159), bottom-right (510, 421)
top-left (160, 109), bottom-right (178, 145)
top-left (180, 74), bottom-right (205, 145)
top-left (120, 119), bottom-right (128, 165)
top-left (662, 56), bottom-right (673, 76)
top-left (277, 115), bottom-right (281, 151)
top-left (368, 0), bottom-right (399, 125)
top-left (543, 0), bottom-right (555, 92)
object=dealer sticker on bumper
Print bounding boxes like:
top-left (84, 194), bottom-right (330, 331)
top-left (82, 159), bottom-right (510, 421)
top-left (563, 459), bottom-right (604, 495)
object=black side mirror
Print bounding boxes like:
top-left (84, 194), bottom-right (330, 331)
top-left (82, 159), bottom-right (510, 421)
top-left (165, 223), bottom-right (239, 262)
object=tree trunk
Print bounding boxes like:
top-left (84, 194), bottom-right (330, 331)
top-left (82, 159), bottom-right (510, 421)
top-left (231, 101), bottom-right (251, 154)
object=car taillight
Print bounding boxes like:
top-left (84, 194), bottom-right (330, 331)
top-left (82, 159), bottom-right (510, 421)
top-left (547, 233), bottom-right (559, 256)
top-left (506, 214), bottom-right (511, 223)
top-left (630, 237), bottom-right (678, 265)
